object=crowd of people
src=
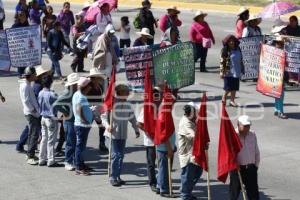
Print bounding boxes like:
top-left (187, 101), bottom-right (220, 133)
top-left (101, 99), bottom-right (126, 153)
top-left (1, 0), bottom-right (300, 199)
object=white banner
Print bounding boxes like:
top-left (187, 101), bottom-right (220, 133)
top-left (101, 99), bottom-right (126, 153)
top-left (0, 30), bottom-right (10, 71)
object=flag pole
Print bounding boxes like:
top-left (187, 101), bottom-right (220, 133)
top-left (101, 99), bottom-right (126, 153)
top-left (205, 150), bottom-right (212, 200)
top-left (238, 169), bottom-right (247, 200)
top-left (108, 111), bottom-right (113, 177)
top-left (168, 157), bottom-right (173, 197)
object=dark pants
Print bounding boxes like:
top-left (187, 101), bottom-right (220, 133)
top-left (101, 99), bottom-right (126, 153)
top-left (146, 146), bottom-right (157, 186)
top-left (147, 38), bottom-right (154, 46)
top-left (74, 126), bottom-right (91, 170)
top-left (25, 115), bottom-right (41, 158)
top-left (180, 163), bottom-right (203, 200)
top-left (229, 165), bottom-right (259, 200)
top-left (119, 39), bottom-right (131, 57)
top-left (111, 139), bottom-right (126, 180)
top-left (64, 121), bottom-right (76, 164)
top-left (16, 126), bottom-right (29, 151)
top-left (98, 126), bottom-right (106, 147)
top-left (56, 120), bottom-right (65, 152)
top-left (193, 43), bottom-right (208, 72)
top-left (0, 19), bottom-right (4, 30)
top-left (71, 51), bottom-right (85, 72)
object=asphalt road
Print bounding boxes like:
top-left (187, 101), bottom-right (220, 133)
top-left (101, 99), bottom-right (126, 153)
top-left (0, 1), bottom-right (300, 200)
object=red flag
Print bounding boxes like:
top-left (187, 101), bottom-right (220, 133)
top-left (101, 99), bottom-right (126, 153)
top-left (143, 64), bottom-right (156, 140)
top-left (154, 83), bottom-right (175, 145)
top-left (100, 66), bottom-right (116, 113)
top-left (193, 93), bottom-right (210, 171)
top-left (217, 103), bottom-right (242, 183)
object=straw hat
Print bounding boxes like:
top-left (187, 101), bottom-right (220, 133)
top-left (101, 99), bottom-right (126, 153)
top-left (136, 28), bottom-right (153, 39)
top-left (237, 7), bottom-right (249, 16)
top-left (88, 68), bottom-right (107, 79)
top-left (193, 10), bottom-right (207, 21)
top-left (245, 14), bottom-right (262, 25)
top-left (78, 77), bottom-right (91, 88)
top-left (83, 1), bottom-right (90, 9)
top-left (167, 5), bottom-right (180, 14)
top-left (35, 65), bottom-right (51, 77)
top-left (65, 73), bottom-right (80, 86)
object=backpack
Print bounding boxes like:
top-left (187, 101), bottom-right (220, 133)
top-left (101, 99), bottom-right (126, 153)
top-left (133, 12), bottom-right (142, 29)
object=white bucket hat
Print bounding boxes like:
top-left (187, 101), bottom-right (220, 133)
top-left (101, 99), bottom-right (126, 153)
top-left (194, 10), bottom-right (208, 21)
top-left (88, 68), bottom-right (107, 79)
top-left (35, 65), bottom-right (51, 77)
top-left (65, 73), bottom-right (80, 86)
top-left (136, 28), bottom-right (153, 39)
top-left (237, 7), bottom-right (249, 16)
top-left (238, 115), bottom-right (251, 126)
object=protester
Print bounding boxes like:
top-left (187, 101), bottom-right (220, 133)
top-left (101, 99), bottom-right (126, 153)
top-left (54, 73), bottom-right (80, 171)
top-left (101, 84), bottom-right (140, 186)
top-left (160, 27), bottom-right (180, 48)
top-left (220, 35), bottom-right (244, 107)
top-left (242, 15), bottom-right (262, 37)
top-left (93, 24), bottom-right (118, 78)
top-left (19, 66), bottom-right (40, 165)
top-left (15, 0), bottom-right (29, 18)
top-left (178, 104), bottom-right (203, 200)
top-left (38, 75), bottom-right (61, 167)
top-left (29, 0), bottom-right (42, 25)
top-left (96, 2), bottom-right (112, 35)
top-left (236, 7), bottom-right (249, 39)
top-left (133, 28), bottom-right (153, 47)
top-left (230, 115), bottom-right (260, 200)
top-left (190, 10), bottom-right (215, 72)
top-left (139, 0), bottom-right (157, 45)
top-left (87, 68), bottom-right (108, 152)
top-left (12, 11), bottom-right (30, 77)
top-left (72, 77), bottom-right (93, 175)
top-left (160, 6), bottom-right (182, 36)
top-left (47, 21), bottom-right (71, 80)
top-left (71, 13), bottom-right (87, 72)
top-left (42, 5), bottom-right (57, 49)
top-left (38, 0), bottom-right (49, 14)
top-left (0, 0), bottom-right (5, 30)
top-left (284, 16), bottom-right (300, 37)
top-left (137, 87), bottom-right (162, 192)
top-left (117, 16), bottom-right (131, 56)
top-left (57, 2), bottom-right (75, 54)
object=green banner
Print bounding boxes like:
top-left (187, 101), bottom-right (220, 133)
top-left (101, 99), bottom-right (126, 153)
top-left (152, 42), bottom-right (195, 89)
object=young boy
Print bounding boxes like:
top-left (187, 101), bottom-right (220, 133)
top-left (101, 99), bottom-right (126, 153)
top-left (101, 84), bottom-right (140, 186)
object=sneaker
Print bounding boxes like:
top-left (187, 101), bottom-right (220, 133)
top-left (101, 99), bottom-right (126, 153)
top-left (110, 179), bottom-right (121, 187)
top-left (27, 158), bottom-right (38, 165)
top-left (75, 169), bottom-right (90, 176)
top-left (65, 163), bottom-right (75, 171)
top-left (39, 161), bottom-right (47, 166)
top-left (160, 192), bottom-right (171, 198)
top-left (278, 113), bottom-right (288, 119)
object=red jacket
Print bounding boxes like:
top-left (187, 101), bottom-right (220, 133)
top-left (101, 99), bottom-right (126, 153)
top-left (189, 21), bottom-right (215, 44)
top-left (159, 14), bottom-right (182, 32)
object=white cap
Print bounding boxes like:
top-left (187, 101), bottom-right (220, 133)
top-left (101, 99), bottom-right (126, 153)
top-left (238, 115), bottom-right (251, 126)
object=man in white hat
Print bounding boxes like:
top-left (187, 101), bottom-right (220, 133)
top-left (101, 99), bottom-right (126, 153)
top-left (159, 5), bottom-right (182, 35)
top-left (72, 77), bottom-right (93, 175)
top-left (229, 115), bottom-right (260, 200)
top-left (53, 73), bottom-right (80, 171)
top-left (133, 27), bottom-right (153, 47)
top-left (242, 15), bottom-right (262, 38)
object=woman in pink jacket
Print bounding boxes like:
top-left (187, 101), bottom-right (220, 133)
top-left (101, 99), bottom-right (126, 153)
top-left (189, 10), bottom-right (215, 72)
top-left (159, 6), bottom-right (182, 36)
top-left (235, 7), bottom-right (249, 39)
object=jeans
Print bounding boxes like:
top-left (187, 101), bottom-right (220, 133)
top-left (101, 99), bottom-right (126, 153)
top-left (39, 117), bottom-right (58, 165)
top-left (16, 126), bottom-right (29, 151)
top-left (25, 115), bottom-right (41, 158)
top-left (157, 151), bottom-right (169, 193)
top-left (74, 126), bottom-right (91, 170)
top-left (47, 51), bottom-right (62, 77)
top-left (274, 90), bottom-right (285, 113)
top-left (64, 121), bottom-right (76, 164)
top-left (193, 43), bottom-right (208, 71)
top-left (119, 39), bottom-right (131, 57)
top-left (62, 30), bottom-right (71, 51)
top-left (146, 146), bottom-right (157, 186)
top-left (229, 165), bottom-right (259, 200)
top-left (111, 139), bottom-right (126, 180)
top-left (180, 163), bottom-right (203, 200)
top-left (71, 51), bottom-right (85, 72)
top-left (56, 120), bottom-right (65, 152)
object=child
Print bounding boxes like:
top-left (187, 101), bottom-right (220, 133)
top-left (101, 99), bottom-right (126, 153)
top-left (101, 84), bottom-right (140, 186)
top-left (29, 0), bottom-right (42, 25)
top-left (117, 16), bottom-right (131, 57)
top-left (38, 75), bottom-right (60, 167)
top-left (71, 13), bottom-right (86, 72)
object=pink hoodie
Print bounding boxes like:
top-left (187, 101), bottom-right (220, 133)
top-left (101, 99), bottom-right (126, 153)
top-left (189, 21), bottom-right (215, 44)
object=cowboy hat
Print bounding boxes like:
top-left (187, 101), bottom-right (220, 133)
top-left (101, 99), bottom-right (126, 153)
top-left (167, 6), bottom-right (180, 14)
top-left (35, 65), bottom-right (51, 77)
top-left (193, 10), bottom-right (207, 21)
top-left (136, 28), bottom-right (153, 39)
top-left (88, 68), bottom-right (107, 79)
top-left (65, 73), bottom-right (80, 86)
top-left (237, 7), bottom-right (249, 16)
top-left (245, 14), bottom-right (262, 25)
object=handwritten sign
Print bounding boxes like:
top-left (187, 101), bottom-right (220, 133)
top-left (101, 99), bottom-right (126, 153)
top-left (0, 31), bottom-right (10, 71)
top-left (257, 44), bottom-right (285, 98)
top-left (152, 42), bottom-right (195, 89)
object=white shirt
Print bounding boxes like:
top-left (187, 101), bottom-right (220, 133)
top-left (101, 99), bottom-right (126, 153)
top-left (137, 108), bottom-right (155, 147)
top-left (120, 24), bottom-right (130, 40)
top-left (242, 26), bottom-right (262, 37)
top-left (96, 13), bottom-right (112, 34)
top-left (19, 79), bottom-right (40, 118)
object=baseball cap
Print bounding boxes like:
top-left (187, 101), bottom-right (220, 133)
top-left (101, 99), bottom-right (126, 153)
top-left (238, 115), bottom-right (251, 126)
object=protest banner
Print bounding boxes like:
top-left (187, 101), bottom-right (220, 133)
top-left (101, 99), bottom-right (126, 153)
top-left (239, 36), bottom-right (263, 80)
top-left (152, 42), bottom-right (195, 89)
top-left (5, 25), bottom-right (41, 68)
top-left (284, 36), bottom-right (300, 83)
top-left (257, 44), bottom-right (285, 98)
top-left (123, 46), bottom-right (153, 91)
top-left (0, 30), bottom-right (10, 71)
